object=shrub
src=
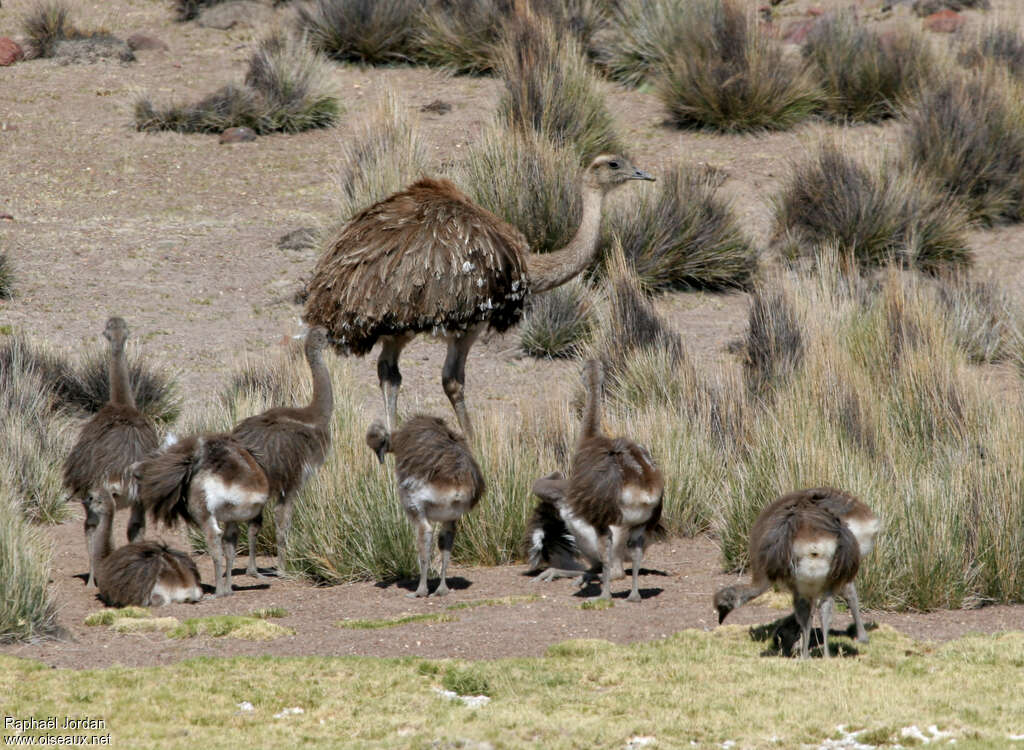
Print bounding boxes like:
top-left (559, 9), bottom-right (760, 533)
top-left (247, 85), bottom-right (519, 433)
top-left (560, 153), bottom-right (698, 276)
top-left (654, 0), bottom-right (822, 133)
top-left (774, 142), bottom-right (972, 274)
top-left (68, 346), bottom-right (181, 425)
top-left (519, 279), bottom-right (595, 358)
top-left (959, 22), bottom-right (1024, 78)
top-left (913, 0), bottom-right (989, 14)
top-left (495, 13), bottom-right (621, 160)
top-left (742, 286), bottom-right (804, 397)
top-left (136, 33), bottom-right (339, 135)
top-left (20, 0), bottom-right (133, 62)
top-left (0, 254), bottom-right (13, 300)
top-left (460, 125), bottom-right (580, 255)
top-left (803, 12), bottom-right (933, 122)
top-left (591, 0), bottom-right (689, 86)
top-left (295, 0), bottom-right (424, 64)
top-left (334, 92), bottom-right (430, 223)
top-left (902, 70), bottom-right (1024, 226)
top-left (0, 496), bottom-right (59, 643)
top-left (601, 163), bottom-right (757, 291)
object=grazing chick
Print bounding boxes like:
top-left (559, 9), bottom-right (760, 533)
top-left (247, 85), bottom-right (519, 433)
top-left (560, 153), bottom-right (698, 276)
top-left (714, 488), bottom-right (872, 658)
top-left (88, 489), bottom-right (201, 607)
top-left (135, 433), bottom-right (270, 597)
top-left (366, 415), bottom-right (484, 598)
top-left (564, 360), bottom-right (664, 602)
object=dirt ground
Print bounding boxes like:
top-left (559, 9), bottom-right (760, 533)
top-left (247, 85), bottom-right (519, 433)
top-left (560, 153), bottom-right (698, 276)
top-left (2, 0), bottom-right (1024, 669)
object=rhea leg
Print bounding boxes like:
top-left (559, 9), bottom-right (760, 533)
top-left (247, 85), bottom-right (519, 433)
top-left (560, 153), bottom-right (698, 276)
top-left (409, 517), bottom-right (432, 598)
top-left (434, 521), bottom-right (456, 597)
top-left (246, 513), bottom-right (269, 578)
top-left (221, 522), bottom-right (239, 596)
top-left (378, 333), bottom-right (413, 435)
top-left (819, 594), bottom-right (834, 659)
top-left (793, 596), bottom-right (813, 659)
top-left (842, 581), bottom-right (869, 643)
top-left (274, 495), bottom-right (294, 575)
top-left (126, 499), bottom-right (146, 543)
top-left (82, 495), bottom-right (100, 587)
top-left (442, 325), bottom-right (483, 438)
top-left (626, 527), bottom-right (645, 603)
top-left (203, 519), bottom-right (227, 597)
top-left (593, 533), bottom-right (613, 601)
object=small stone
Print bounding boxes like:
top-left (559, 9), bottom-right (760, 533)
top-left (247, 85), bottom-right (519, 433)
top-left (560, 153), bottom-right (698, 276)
top-left (219, 127), bottom-right (257, 144)
top-left (420, 99), bottom-right (452, 115)
top-left (0, 37), bottom-right (24, 66)
top-left (923, 10), bottom-right (964, 33)
top-left (126, 33), bottom-right (168, 52)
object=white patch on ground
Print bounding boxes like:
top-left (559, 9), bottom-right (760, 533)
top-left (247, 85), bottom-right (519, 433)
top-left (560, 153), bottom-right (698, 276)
top-left (273, 707), bottom-right (304, 719)
top-left (1009, 734), bottom-right (1024, 741)
top-left (815, 725), bottom-right (958, 749)
top-left (625, 737), bottom-right (656, 749)
top-left (901, 725), bottom-right (955, 744)
top-left (817, 726), bottom-right (877, 749)
top-left (433, 688), bottom-right (490, 709)
top-left (236, 701), bottom-right (254, 713)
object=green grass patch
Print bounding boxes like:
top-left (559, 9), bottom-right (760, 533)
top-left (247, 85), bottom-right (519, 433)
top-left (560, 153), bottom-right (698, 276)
top-left (249, 608), bottom-right (289, 620)
top-left (1, 629), bottom-right (1022, 747)
top-left (111, 617), bottom-right (179, 634)
top-left (578, 598), bottom-right (614, 611)
top-left (84, 607), bottom-right (151, 626)
top-left (168, 616), bottom-right (294, 641)
top-left (337, 612), bottom-right (457, 630)
top-left (445, 595), bottom-right (538, 611)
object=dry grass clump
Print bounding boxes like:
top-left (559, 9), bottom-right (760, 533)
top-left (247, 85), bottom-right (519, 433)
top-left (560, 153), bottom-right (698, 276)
top-left (495, 13), bottom-right (620, 160)
top-left (136, 32), bottom-right (339, 135)
top-left (601, 163), bottom-right (757, 291)
top-left (774, 143), bottom-right (972, 274)
top-left (902, 69), bottom-right (1024, 226)
top-left (20, 0), bottom-right (134, 62)
top-left (64, 346), bottom-right (180, 425)
top-left (655, 0), bottom-right (822, 132)
top-left (519, 280), bottom-right (595, 359)
top-left (803, 12), bottom-right (932, 122)
top-left (934, 274), bottom-right (1024, 365)
top-left (742, 287), bottom-right (804, 397)
top-left (591, 0), bottom-right (690, 86)
top-left (172, 0), bottom-right (219, 22)
top-left (913, 0), bottom-right (990, 14)
top-left (0, 496), bottom-right (59, 643)
top-left (0, 254), bottom-right (13, 300)
top-left (334, 92), bottom-right (429, 224)
top-left (295, 0), bottom-right (423, 64)
top-left (959, 21), bottom-right (1024, 78)
top-left (460, 125), bottom-right (580, 256)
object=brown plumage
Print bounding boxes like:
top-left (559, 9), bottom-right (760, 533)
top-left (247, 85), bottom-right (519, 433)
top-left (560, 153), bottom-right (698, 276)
top-left (366, 415), bottom-right (484, 598)
top-left (87, 489), bottom-right (201, 608)
top-left (230, 327), bottom-right (332, 576)
top-left (565, 360), bottom-right (664, 602)
top-left (713, 488), bottom-right (876, 659)
top-left (304, 154), bottom-right (655, 438)
top-left (62, 317), bottom-right (159, 587)
top-left (135, 433), bottom-right (270, 597)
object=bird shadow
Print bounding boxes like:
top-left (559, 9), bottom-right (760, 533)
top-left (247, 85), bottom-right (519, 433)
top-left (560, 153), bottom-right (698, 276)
top-left (74, 572), bottom-right (89, 585)
top-left (749, 614), bottom-right (878, 658)
top-left (379, 576), bottom-right (473, 594)
top-left (573, 583), bottom-right (664, 600)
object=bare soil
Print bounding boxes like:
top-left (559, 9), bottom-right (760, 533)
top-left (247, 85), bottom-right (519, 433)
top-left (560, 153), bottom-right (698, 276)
top-left (1, 0), bottom-right (1023, 669)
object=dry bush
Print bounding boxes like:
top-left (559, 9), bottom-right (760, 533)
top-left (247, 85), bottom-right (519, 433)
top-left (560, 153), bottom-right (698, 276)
top-left (0, 254), bottom-right (13, 300)
top-left (495, 13), bottom-right (621, 160)
top-left (591, 0), bottom-right (690, 86)
top-left (459, 125), bottom-right (580, 255)
top-left (774, 142), bottom-right (972, 274)
top-left (136, 33), bottom-right (339, 135)
top-left (20, 0), bottom-right (133, 62)
top-left (803, 12), bottom-right (932, 122)
top-left (295, 0), bottom-right (424, 64)
top-left (902, 69), bottom-right (1024, 226)
top-left (934, 274), bottom-right (1024, 365)
top-left (601, 163), bottom-right (757, 291)
top-left (742, 286), bottom-right (804, 397)
top-left (334, 92), bottom-right (429, 223)
top-left (913, 0), bottom-right (989, 14)
top-left (0, 496), bottom-right (59, 643)
top-left (519, 280), bottom-right (595, 359)
top-left (59, 346), bottom-right (180, 425)
top-left (655, 0), bottom-right (822, 132)
top-left (959, 21), bottom-right (1024, 78)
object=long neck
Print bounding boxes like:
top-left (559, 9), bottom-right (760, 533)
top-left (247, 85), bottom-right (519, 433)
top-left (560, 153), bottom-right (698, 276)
top-left (108, 340), bottom-right (134, 408)
top-left (92, 503), bottom-right (114, 565)
top-left (307, 350), bottom-right (333, 427)
top-left (526, 184), bottom-right (604, 294)
top-left (580, 362), bottom-right (604, 443)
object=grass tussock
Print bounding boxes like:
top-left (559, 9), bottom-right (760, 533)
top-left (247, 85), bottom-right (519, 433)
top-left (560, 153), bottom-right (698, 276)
top-left (0, 497), bottom-right (59, 643)
top-left (2, 629), bottom-right (1022, 747)
top-left (774, 142), bottom-right (972, 274)
top-left (84, 607), bottom-right (150, 626)
top-left (495, 13), bottom-right (621, 160)
top-left (601, 163), bottom-right (757, 291)
top-left (20, 0), bottom-right (133, 62)
top-left (63, 345), bottom-right (180, 425)
top-left (803, 12), bottom-right (933, 122)
top-left (334, 91), bottom-right (429, 224)
top-left (169, 615), bottom-right (294, 641)
top-left (460, 125), bottom-right (581, 255)
top-left (902, 69), bottom-right (1024, 226)
top-left (111, 617), bottom-right (179, 634)
top-left (0, 254), bottom-right (13, 300)
top-left (295, 0), bottom-right (423, 64)
top-left (519, 279), bottom-right (595, 359)
top-left (913, 0), bottom-right (990, 15)
top-left (655, 0), bottom-right (822, 132)
top-left (136, 32), bottom-right (339, 135)
top-left (337, 612), bottom-right (457, 629)
top-left (742, 287), bottom-right (804, 397)
top-left (958, 20), bottom-right (1024, 78)
top-left (591, 0), bottom-right (690, 86)
top-left (935, 274), bottom-right (1024, 365)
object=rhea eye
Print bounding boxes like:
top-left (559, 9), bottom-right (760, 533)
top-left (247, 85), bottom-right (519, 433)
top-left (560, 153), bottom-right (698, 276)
top-left (608, 161), bottom-right (620, 169)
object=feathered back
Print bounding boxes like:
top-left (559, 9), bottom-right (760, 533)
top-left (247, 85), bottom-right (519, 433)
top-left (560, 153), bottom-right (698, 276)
top-left (231, 414), bottom-right (328, 500)
top-left (567, 437), bottom-right (663, 534)
top-left (391, 415), bottom-right (485, 505)
top-left (135, 435), bottom-right (201, 528)
top-left (303, 178), bottom-right (530, 355)
top-left (63, 404), bottom-right (159, 500)
top-left (95, 541), bottom-right (200, 608)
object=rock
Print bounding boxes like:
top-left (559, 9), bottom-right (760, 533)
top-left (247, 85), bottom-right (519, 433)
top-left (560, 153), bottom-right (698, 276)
top-left (219, 127), bottom-right (258, 144)
top-left (53, 36), bottom-right (135, 65)
top-left (126, 33), bottom-right (168, 52)
top-left (420, 99), bottom-right (452, 115)
top-left (0, 37), bottom-right (23, 66)
top-left (277, 227), bottom-right (318, 251)
top-left (197, 1), bottom-right (275, 30)
top-left (923, 9), bottom-right (965, 33)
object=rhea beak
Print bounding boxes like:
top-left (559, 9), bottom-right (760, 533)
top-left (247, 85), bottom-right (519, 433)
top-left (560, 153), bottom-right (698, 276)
top-left (374, 445), bottom-right (387, 464)
top-left (631, 168), bottom-right (655, 182)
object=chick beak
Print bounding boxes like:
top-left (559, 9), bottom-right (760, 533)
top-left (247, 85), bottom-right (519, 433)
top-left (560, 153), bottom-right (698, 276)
top-left (631, 168), bottom-right (655, 182)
